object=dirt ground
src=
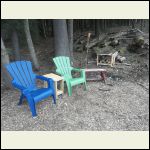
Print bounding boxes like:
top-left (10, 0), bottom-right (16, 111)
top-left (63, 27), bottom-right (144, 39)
top-left (1, 32), bottom-right (149, 131)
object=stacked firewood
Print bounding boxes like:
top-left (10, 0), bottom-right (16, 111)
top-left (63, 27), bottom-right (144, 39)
top-left (74, 28), bottom-right (149, 68)
top-left (74, 28), bottom-right (148, 50)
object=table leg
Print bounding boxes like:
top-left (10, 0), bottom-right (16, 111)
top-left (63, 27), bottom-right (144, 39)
top-left (100, 71), bottom-right (106, 81)
top-left (44, 81), bottom-right (47, 88)
top-left (54, 81), bottom-right (58, 99)
top-left (97, 55), bottom-right (99, 66)
top-left (60, 80), bottom-right (64, 94)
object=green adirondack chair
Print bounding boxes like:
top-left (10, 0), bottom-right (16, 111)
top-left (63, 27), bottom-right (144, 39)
top-left (53, 56), bottom-right (86, 96)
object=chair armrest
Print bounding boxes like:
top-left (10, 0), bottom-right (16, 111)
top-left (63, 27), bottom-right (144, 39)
top-left (36, 75), bottom-right (54, 90)
top-left (36, 75), bottom-right (52, 82)
top-left (80, 69), bottom-right (86, 78)
top-left (71, 68), bottom-right (82, 72)
top-left (71, 68), bottom-right (86, 78)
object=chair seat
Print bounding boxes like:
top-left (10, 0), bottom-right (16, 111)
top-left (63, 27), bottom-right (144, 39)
top-left (70, 77), bottom-right (85, 86)
top-left (30, 88), bottom-right (53, 103)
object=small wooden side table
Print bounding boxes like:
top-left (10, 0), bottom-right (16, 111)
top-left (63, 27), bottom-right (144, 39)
top-left (85, 68), bottom-right (107, 82)
top-left (43, 73), bottom-right (64, 99)
top-left (96, 53), bottom-right (113, 67)
top-left (96, 52), bottom-right (118, 67)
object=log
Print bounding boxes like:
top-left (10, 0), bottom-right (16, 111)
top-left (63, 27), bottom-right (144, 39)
top-left (86, 40), bottom-right (99, 48)
top-left (110, 31), bottom-right (128, 39)
top-left (116, 55), bottom-right (126, 62)
top-left (135, 28), bottom-right (145, 35)
top-left (117, 37), bottom-right (133, 40)
top-left (115, 63), bottom-right (131, 66)
top-left (138, 52), bottom-right (149, 56)
top-left (74, 35), bottom-right (86, 49)
top-left (86, 34), bottom-right (108, 49)
top-left (74, 39), bottom-right (83, 46)
top-left (99, 88), bottom-right (111, 91)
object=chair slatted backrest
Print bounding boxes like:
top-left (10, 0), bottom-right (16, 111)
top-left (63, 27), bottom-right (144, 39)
top-left (53, 56), bottom-right (72, 78)
top-left (6, 61), bottom-right (36, 90)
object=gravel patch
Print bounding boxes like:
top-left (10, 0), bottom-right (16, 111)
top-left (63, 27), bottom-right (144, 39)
top-left (1, 81), bottom-right (149, 131)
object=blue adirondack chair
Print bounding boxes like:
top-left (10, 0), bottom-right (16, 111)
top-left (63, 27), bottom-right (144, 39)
top-left (5, 61), bottom-right (56, 117)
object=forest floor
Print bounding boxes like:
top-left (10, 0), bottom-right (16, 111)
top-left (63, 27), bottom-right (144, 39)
top-left (1, 29), bottom-right (149, 131)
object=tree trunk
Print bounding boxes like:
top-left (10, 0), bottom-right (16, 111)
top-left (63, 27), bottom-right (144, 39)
top-left (53, 19), bottom-right (70, 57)
top-left (102, 19), bottom-right (105, 32)
top-left (24, 19), bottom-right (39, 70)
top-left (92, 20), bottom-right (95, 33)
top-left (11, 30), bottom-right (20, 60)
top-left (1, 38), bottom-right (9, 65)
top-left (104, 19), bottom-right (107, 31)
top-left (48, 20), bottom-right (53, 37)
top-left (140, 19), bottom-right (144, 31)
top-left (1, 37), bottom-right (13, 89)
top-left (131, 19), bottom-right (135, 29)
top-left (81, 20), bottom-right (84, 32)
top-left (67, 19), bottom-right (74, 63)
top-left (34, 20), bottom-right (41, 42)
top-left (95, 19), bottom-right (100, 37)
top-left (42, 19), bottom-right (47, 39)
top-left (89, 20), bottom-right (93, 30)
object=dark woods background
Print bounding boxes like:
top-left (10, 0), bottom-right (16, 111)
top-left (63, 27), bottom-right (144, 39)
top-left (1, 19), bottom-right (149, 88)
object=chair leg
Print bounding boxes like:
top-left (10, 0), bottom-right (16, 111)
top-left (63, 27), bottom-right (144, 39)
top-left (27, 98), bottom-right (37, 117)
top-left (18, 94), bottom-right (24, 106)
top-left (68, 87), bottom-right (72, 96)
top-left (52, 94), bottom-right (56, 104)
top-left (66, 82), bottom-right (72, 96)
top-left (84, 82), bottom-right (87, 90)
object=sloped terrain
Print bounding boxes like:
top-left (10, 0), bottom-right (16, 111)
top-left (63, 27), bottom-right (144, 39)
top-left (1, 28), bottom-right (149, 131)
